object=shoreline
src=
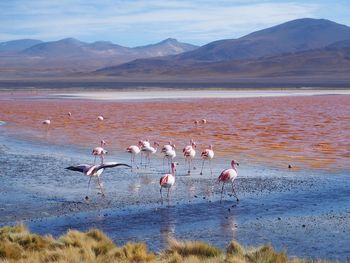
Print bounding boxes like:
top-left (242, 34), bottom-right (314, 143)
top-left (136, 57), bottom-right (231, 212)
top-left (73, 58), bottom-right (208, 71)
top-left (53, 89), bottom-right (350, 101)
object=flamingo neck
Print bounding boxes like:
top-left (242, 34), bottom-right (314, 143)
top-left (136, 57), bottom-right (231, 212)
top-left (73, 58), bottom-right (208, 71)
top-left (232, 164), bottom-right (237, 172)
top-left (172, 167), bottom-right (176, 176)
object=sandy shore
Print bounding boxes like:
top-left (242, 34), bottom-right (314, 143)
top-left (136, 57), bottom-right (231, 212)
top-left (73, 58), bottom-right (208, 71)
top-left (54, 89), bottom-right (350, 100)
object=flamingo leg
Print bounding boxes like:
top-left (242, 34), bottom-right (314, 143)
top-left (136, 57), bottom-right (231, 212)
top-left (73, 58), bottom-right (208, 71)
top-left (85, 176), bottom-right (92, 201)
top-left (231, 182), bottom-right (239, 201)
top-left (100, 154), bottom-right (104, 164)
top-left (163, 156), bottom-right (165, 170)
top-left (167, 188), bottom-right (171, 205)
top-left (200, 159), bottom-right (205, 175)
top-left (160, 187), bottom-right (163, 205)
top-left (94, 155), bottom-right (97, 164)
top-left (187, 158), bottom-right (191, 174)
top-left (209, 160), bottom-right (213, 176)
top-left (97, 176), bottom-right (105, 197)
top-left (220, 182), bottom-right (225, 203)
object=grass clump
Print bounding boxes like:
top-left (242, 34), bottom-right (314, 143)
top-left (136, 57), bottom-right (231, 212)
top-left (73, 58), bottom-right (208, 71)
top-left (0, 224), bottom-right (333, 263)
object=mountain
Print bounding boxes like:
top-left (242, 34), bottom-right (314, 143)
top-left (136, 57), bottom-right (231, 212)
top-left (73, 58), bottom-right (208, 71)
top-left (0, 38), bottom-right (198, 77)
top-left (21, 37), bottom-right (197, 58)
top-left (177, 18), bottom-right (350, 61)
top-left (134, 38), bottom-right (198, 57)
top-left (96, 18), bottom-right (350, 79)
top-left (0, 39), bottom-right (43, 52)
top-left (96, 38), bottom-right (350, 79)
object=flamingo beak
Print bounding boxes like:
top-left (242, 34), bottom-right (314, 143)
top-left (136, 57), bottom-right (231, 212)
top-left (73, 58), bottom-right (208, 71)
top-left (236, 163), bottom-right (239, 166)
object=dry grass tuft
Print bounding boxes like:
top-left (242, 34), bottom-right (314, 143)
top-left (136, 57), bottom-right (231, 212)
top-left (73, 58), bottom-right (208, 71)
top-left (0, 225), bottom-right (334, 263)
top-left (163, 239), bottom-right (222, 260)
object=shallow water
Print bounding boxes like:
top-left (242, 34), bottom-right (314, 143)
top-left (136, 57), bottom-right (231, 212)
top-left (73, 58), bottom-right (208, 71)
top-left (0, 92), bottom-right (350, 260)
top-left (0, 93), bottom-right (349, 170)
top-left (0, 135), bottom-right (349, 260)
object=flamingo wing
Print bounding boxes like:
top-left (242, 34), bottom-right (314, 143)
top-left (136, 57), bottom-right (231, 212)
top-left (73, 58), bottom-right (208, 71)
top-left (65, 164), bottom-right (90, 173)
top-left (95, 162), bottom-right (131, 172)
top-left (218, 169), bottom-right (231, 182)
top-left (160, 175), bottom-right (170, 186)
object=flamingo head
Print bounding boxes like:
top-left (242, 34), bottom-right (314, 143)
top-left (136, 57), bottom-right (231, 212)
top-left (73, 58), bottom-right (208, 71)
top-left (171, 143), bottom-right (176, 149)
top-left (231, 160), bottom-right (239, 167)
top-left (201, 119), bottom-right (207, 124)
top-left (194, 120), bottom-right (199, 125)
top-left (100, 140), bottom-right (106, 146)
top-left (67, 112), bottom-right (72, 116)
top-left (191, 141), bottom-right (197, 148)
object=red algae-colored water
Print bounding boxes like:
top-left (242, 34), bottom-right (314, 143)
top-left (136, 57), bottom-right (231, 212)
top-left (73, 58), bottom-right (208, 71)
top-left (0, 94), bottom-right (349, 170)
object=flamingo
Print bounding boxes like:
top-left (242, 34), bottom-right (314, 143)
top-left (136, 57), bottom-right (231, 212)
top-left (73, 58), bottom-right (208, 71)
top-left (218, 160), bottom-right (239, 202)
top-left (92, 140), bottom-right (107, 164)
top-left (67, 112), bottom-right (72, 117)
top-left (160, 162), bottom-right (178, 204)
top-left (126, 144), bottom-right (141, 168)
top-left (161, 142), bottom-right (176, 171)
top-left (139, 139), bottom-right (150, 165)
top-left (201, 119), bottom-right (207, 124)
top-left (183, 139), bottom-right (196, 174)
top-left (200, 144), bottom-right (214, 175)
top-left (42, 119), bottom-right (51, 131)
top-left (141, 141), bottom-right (159, 167)
top-left (66, 162), bottom-right (131, 200)
top-left (42, 119), bottom-right (51, 125)
top-left (97, 115), bottom-right (104, 121)
top-left (194, 120), bottom-right (199, 127)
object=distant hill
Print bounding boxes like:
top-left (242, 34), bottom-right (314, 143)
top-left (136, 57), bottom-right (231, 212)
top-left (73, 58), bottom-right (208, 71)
top-left (96, 18), bottom-right (350, 80)
top-left (96, 39), bottom-right (350, 79)
top-left (177, 18), bottom-right (350, 62)
top-left (0, 39), bottom-right (42, 53)
top-left (0, 38), bottom-right (198, 77)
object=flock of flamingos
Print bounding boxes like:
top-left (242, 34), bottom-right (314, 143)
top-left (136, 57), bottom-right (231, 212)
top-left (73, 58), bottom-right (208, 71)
top-left (42, 115), bottom-right (239, 204)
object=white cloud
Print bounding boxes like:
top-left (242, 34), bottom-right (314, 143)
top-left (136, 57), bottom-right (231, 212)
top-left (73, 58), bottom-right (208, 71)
top-left (0, 0), bottom-right (349, 45)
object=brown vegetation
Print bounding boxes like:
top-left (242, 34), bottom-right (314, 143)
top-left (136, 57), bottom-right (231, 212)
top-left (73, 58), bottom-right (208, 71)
top-left (0, 224), bottom-right (333, 263)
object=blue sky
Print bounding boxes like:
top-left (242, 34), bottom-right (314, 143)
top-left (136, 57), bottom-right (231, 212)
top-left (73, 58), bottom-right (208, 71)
top-left (1, 0), bottom-right (350, 46)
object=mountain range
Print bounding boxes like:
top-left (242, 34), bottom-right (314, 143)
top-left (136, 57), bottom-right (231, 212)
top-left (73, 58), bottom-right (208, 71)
top-left (1, 18), bottom-right (350, 83)
top-left (0, 38), bottom-right (197, 77)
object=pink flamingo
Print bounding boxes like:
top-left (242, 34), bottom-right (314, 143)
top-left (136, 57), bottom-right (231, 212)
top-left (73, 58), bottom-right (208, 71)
top-left (42, 119), bottom-right (51, 125)
top-left (42, 119), bottom-right (51, 131)
top-left (66, 162), bottom-right (131, 200)
top-left (126, 143), bottom-right (141, 167)
top-left (67, 112), bottom-right (72, 117)
top-left (161, 141), bottom-right (176, 171)
top-left (183, 139), bottom-right (196, 174)
top-left (201, 119), bottom-right (207, 124)
top-left (139, 139), bottom-right (150, 165)
top-left (92, 140), bottom-right (107, 164)
top-left (218, 160), bottom-right (239, 202)
top-left (159, 162), bottom-right (178, 204)
top-left (200, 144), bottom-right (214, 175)
top-left (97, 115), bottom-right (104, 121)
top-left (141, 141), bottom-right (159, 167)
